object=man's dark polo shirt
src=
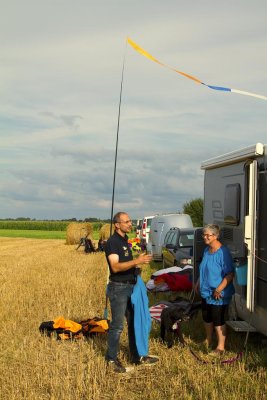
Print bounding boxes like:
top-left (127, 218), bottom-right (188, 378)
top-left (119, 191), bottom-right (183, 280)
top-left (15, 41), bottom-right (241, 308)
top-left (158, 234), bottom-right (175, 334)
top-left (105, 231), bottom-right (136, 283)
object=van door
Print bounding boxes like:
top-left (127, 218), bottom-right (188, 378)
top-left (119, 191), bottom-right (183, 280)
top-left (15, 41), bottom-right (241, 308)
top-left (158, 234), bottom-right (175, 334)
top-left (152, 221), bottom-right (164, 256)
top-left (244, 160), bottom-right (258, 312)
top-left (163, 230), bottom-right (177, 267)
top-left (157, 222), bottom-right (165, 254)
top-left (193, 228), bottom-right (205, 284)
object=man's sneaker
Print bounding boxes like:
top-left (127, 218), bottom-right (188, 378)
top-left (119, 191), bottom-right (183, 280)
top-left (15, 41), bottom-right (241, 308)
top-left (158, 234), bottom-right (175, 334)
top-left (107, 359), bottom-right (127, 373)
top-left (134, 355), bottom-right (159, 366)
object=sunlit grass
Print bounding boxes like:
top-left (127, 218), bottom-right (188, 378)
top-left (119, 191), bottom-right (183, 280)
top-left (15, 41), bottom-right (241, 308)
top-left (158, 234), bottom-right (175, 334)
top-left (0, 237), bottom-right (266, 400)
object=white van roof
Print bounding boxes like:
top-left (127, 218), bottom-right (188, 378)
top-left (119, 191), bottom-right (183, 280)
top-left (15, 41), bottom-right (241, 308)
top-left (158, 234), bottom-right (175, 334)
top-left (152, 213), bottom-right (191, 220)
top-left (201, 142), bottom-right (265, 170)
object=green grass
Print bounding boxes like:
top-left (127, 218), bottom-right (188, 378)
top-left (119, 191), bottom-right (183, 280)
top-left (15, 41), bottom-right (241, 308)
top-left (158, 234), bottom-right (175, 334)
top-left (0, 220), bottom-right (69, 230)
top-left (0, 229), bottom-right (135, 240)
top-left (0, 229), bottom-right (66, 239)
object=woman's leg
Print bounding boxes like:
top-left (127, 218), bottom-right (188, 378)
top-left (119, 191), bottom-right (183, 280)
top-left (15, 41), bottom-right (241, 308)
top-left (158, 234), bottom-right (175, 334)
top-left (214, 324), bottom-right (226, 351)
top-left (204, 322), bottom-right (214, 346)
top-left (212, 305), bottom-right (227, 351)
top-left (202, 299), bottom-right (213, 346)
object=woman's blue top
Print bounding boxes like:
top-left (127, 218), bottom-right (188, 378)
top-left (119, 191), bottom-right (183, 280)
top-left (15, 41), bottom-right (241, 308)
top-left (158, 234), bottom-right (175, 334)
top-left (199, 246), bottom-right (235, 305)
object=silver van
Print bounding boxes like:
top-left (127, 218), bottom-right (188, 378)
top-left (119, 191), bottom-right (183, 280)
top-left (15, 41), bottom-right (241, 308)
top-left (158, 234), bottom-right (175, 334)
top-left (149, 213), bottom-right (193, 260)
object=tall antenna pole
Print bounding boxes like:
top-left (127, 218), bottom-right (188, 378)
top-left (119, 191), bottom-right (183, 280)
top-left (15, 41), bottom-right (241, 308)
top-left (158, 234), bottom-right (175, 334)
top-left (109, 41), bottom-right (127, 236)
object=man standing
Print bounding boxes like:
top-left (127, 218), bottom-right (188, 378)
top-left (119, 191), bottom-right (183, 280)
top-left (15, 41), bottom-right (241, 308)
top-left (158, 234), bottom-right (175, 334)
top-left (105, 212), bottom-right (158, 373)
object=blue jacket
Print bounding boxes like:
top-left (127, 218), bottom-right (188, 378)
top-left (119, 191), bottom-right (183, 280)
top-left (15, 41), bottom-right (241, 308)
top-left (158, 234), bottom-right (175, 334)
top-left (131, 276), bottom-right (151, 356)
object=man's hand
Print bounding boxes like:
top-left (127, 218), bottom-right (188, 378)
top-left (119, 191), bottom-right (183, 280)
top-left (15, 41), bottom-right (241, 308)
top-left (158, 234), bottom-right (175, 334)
top-left (108, 252), bottom-right (152, 273)
top-left (136, 253), bottom-right (152, 266)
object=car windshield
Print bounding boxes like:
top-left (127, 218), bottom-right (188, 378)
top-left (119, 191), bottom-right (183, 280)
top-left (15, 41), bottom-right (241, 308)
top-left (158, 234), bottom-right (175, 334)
top-left (178, 233), bottom-right (194, 247)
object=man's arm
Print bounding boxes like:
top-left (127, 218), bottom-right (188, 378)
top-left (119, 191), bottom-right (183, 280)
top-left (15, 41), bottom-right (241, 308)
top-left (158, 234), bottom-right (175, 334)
top-left (108, 253), bottom-right (152, 273)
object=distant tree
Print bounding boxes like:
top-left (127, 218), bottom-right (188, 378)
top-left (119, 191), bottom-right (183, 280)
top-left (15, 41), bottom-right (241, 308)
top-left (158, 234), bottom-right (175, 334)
top-left (183, 198), bottom-right (203, 227)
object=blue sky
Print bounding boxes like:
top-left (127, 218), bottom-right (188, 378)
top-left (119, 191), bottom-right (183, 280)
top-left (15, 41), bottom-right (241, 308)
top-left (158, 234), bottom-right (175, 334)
top-left (1, 1), bottom-right (267, 220)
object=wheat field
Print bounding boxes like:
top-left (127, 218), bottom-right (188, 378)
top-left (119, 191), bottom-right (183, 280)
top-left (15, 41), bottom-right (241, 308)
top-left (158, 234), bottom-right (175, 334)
top-left (0, 237), bottom-right (266, 400)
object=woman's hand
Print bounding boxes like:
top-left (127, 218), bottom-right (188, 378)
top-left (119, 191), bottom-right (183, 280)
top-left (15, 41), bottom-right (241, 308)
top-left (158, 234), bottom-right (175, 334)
top-left (213, 288), bottom-right (222, 300)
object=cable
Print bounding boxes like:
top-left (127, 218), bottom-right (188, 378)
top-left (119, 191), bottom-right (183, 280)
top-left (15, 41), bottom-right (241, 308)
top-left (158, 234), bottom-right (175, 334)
top-left (103, 39), bottom-right (128, 319)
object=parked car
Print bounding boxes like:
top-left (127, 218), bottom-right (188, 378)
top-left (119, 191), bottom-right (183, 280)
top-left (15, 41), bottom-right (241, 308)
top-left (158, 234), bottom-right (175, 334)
top-left (140, 215), bottom-right (155, 248)
top-left (162, 227), bottom-right (197, 268)
top-left (149, 213), bottom-right (193, 261)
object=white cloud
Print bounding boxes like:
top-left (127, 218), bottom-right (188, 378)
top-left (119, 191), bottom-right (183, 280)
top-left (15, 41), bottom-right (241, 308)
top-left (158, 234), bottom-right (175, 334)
top-left (0, 1), bottom-right (266, 219)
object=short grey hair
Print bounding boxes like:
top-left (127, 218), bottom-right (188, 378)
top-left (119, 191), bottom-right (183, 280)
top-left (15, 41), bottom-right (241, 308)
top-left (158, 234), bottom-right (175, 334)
top-left (203, 224), bottom-right (220, 238)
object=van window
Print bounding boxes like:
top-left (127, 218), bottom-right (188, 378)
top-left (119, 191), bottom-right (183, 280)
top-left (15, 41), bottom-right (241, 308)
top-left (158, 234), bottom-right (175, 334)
top-left (164, 231), bottom-right (171, 245)
top-left (170, 231), bottom-right (178, 246)
top-left (165, 231), bottom-right (176, 245)
top-left (224, 183), bottom-right (240, 225)
top-left (179, 234), bottom-right (194, 247)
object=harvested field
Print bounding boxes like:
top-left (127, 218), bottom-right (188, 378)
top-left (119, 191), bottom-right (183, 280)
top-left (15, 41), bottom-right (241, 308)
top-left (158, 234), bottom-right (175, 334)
top-left (0, 238), bottom-right (266, 400)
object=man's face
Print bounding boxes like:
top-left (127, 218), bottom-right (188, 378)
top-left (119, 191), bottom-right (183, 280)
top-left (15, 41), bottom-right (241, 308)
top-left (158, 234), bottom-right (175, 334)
top-left (116, 214), bottom-right (132, 234)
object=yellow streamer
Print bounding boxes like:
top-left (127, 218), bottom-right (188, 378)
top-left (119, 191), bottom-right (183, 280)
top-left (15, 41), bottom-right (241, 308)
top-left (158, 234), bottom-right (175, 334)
top-left (127, 38), bottom-right (202, 84)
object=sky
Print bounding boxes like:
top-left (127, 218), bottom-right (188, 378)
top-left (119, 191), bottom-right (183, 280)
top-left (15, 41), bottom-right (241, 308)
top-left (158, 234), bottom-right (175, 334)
top-left (1, 1), bottom-right (267, 220)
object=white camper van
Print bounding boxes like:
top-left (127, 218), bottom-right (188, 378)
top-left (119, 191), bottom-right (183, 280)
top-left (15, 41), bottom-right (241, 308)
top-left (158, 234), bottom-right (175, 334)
top-left (140, 215), bottom-right (155, 248)
top-left (199, 142), bottom-right (267, 337)
top-left (149, 213), bottom-right (193, 261)
top-left (135, 219), bottom-right (143, 239)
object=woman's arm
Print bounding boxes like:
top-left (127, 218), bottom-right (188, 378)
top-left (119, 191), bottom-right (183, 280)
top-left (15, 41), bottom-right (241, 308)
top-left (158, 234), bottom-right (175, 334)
top-left (213, 272), bottom-right (234, 300)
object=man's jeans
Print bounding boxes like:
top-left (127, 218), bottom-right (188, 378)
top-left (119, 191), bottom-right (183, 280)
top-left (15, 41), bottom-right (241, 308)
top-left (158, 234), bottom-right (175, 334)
top-left (105, 281), bottom-right (139, 362)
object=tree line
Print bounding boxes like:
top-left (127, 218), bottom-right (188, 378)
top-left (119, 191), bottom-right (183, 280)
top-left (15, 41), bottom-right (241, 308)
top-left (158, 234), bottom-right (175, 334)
top-left (0, 198), bottom-right (204, 230)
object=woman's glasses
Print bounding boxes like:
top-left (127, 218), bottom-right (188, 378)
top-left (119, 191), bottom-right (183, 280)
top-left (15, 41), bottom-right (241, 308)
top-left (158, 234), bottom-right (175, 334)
top-left (202, 233), bottom-right (214, 239)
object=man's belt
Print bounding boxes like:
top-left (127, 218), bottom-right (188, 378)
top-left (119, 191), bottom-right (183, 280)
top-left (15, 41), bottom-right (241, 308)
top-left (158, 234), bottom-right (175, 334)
top-left (109, 278), bottom-right (136, 284)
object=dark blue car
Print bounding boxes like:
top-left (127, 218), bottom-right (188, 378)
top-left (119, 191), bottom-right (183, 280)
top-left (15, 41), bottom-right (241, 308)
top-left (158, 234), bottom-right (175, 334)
top-left (161, 227), bottom-right (196, 268)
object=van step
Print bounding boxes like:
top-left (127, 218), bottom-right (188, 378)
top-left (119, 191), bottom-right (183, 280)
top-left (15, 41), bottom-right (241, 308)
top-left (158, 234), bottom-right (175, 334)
top-left (226, 320), bottom-right (257, 332)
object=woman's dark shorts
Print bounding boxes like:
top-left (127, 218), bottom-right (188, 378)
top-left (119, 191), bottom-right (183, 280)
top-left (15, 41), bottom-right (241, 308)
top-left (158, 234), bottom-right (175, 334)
top-left (201, 298), bottom-right (227, 326)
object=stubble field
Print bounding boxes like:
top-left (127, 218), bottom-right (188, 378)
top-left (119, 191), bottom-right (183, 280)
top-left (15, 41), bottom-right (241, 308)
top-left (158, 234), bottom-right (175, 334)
top-left (0, 237), bottom-right (266, 399)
